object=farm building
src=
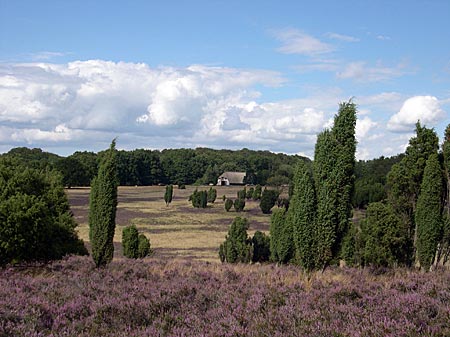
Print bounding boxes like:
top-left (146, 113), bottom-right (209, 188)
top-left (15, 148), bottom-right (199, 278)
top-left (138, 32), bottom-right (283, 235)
top-left (217, 172), bottom-right (246, 186)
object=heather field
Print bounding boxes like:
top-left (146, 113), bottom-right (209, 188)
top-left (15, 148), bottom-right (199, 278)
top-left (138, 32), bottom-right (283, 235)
top-left (1, 256), bottom-right (449, 336)
top-left (66, 185), bottom-right (274, 262)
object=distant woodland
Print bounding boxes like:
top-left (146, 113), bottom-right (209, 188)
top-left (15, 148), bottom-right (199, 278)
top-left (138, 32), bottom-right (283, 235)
top-left (1, 145), bottom-right (400, 209)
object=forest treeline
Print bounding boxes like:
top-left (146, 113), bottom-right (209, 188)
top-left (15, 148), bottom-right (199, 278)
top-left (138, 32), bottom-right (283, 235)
top-left (1, 144), bottom-right (401, 209)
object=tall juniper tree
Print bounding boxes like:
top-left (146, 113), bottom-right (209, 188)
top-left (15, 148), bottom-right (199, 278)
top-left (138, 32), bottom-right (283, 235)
top-left (288, 160), bottom-right (316, 271)
top-left (314, 101), bottom-right (356, 268)
top-left (415, 153), bottom-right (443, 271)
top-left (89, 140), bottom-right (118, 267)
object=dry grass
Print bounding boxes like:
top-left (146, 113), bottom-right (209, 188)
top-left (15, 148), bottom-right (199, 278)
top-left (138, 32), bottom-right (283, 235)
top-left (66, 185), bottom-right (272, 262)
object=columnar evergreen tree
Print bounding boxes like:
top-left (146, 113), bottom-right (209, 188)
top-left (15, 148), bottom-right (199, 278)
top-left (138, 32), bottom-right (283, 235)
top-left (314, 130), bottom-right (338, 268)
top-left (313, 101), bottom-right (357, 267)
top-left (269, 208), bottom-right (293, 263)
top-left (89, 140), bottom-right (118, 267)
top-left (219, 217), bottom-right (252, 263)
top-left (415, 154), bottom-right (443, 271)
top-left (439, 124), bottom-right (450, 264)
top-left (122, 225), bottom-right (139, 258)
top-left (288, 160), bottom-right (316, 271)
top-left (164, 184), bottom-right (173, 206)
top-left (332, 101), bottom-right (357, 257)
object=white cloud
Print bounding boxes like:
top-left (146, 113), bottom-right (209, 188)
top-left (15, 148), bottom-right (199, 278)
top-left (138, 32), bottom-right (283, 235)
top-left (337, 61), bottom-right (407, 82)
top-left (274, 29), bottom-right (334, 56)
top-left (356, 116), bottom-right (377, 141)
top-left (376, 35), bottom-right (391, 41)
top-left (0, 60), bottom-right (338, 155)
top-left (387, 96), bottom-right (446, 132)
top-left (325, 32), bottom-right (359, 42)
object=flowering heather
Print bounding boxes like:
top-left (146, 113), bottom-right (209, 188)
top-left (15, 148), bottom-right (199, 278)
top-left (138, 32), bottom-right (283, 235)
top-left (0, 256), bottom-right (449, 336)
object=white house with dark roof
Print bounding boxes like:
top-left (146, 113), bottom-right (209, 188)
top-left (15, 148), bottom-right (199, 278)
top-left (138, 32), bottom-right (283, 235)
top-left (217, 172), bottom-right (246, 186)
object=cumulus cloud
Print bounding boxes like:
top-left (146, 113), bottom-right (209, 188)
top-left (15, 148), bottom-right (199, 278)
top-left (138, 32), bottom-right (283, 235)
top-left (273, 29), bottom-right (334, 56)
top-left (356, 116), bottom-right (377, 141)
top-left (0, 60), bottom-right (339, 155)
top-left (387, 96), bottom-right (446, 132)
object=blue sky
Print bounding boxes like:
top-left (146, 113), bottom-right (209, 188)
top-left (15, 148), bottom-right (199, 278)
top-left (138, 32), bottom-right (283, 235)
top-left (0, 0), bottom-right (449, 159)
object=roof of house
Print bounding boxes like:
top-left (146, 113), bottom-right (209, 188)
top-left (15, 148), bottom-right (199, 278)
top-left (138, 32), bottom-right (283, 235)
top-left (218, 171), bottom-right (246, 184)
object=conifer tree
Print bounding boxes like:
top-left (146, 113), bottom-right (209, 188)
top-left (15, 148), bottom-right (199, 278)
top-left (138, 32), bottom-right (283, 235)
top-left (314, 130), bottom-right (337, 268)
top-left (219, 217), bottom-right (252, 263)
top-left (332, 101), bottom-right (357, 257)
top-left (89, 140), bottom-right (118, 267)
top-left (386, 122), bottom-right (439, 264)
top-left (269, 208), bottom-right (293, 263)
top-left (415, 153), bottom-right (443, 270)
top-left (439, 124), bottom-right (450, 264)
top-left (164, 184), bottom-right (173, 206)
top-left (288, 160), bottom-right (316, 271)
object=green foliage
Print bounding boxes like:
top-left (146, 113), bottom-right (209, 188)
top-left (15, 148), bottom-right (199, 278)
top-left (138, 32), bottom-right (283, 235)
top-left (313, 101), bottom-right (357, 268)
top-left (89, 140), bottom-right (119, 268)
top-left (237, 187), bottom-right (246, 200)
top-left (361, 202), bottom-right (409, 268)
top-left (251, 231), bottom-right (270, 263)
top-left (222, 194), bottom-right (226, 202)
top-left (138, 234), bottom-right (151, 258)
top-left (252, 184), bottom-right (262, 200)
top-left (219, 217), bottom-right (252, 263)
top-left (314, 130), bottom-right (337, 268)
top-left (415, 154), bottom-right (443, 270)
top-left (122, 225), bottom-right (139, 258)
top-left (269, 208), bottom-right (293, 264)
top-left (260, 188), bottom-right (279, 214)
top-left (207, 187), bottom-right (217, 203)
top-left (288, 160), bottom-right (316, 271)
top-left (233, 198), bottom-right (246, 212)
top-left (224, 198), bottom-right (233, 212)
top-left (191, 189), bottom-right (208, 208)
top-left (246, 187), bottom-right (254, 199)
top-left (386, 123), bottom-right (440, 265)
top-left (164, 185), bottom-right (173, 206)
top-left (0, 160), bottom-right (87, 265)
top-left (178, 184), bottom-right (186, 189)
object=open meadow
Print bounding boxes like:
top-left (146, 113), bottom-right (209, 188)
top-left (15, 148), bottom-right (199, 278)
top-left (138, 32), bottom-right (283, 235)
top-left (66, 185), bottom-right (274, 262)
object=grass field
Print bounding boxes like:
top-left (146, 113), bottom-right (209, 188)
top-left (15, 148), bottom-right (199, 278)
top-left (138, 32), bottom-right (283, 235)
top-left (66, 185), bottom-right (276, 262)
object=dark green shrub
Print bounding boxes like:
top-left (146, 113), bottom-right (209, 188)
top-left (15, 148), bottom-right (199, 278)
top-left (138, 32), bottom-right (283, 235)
top-left (252, 231), bottom-right (270, 263)
top-left (207, 187), bottom-right (217, 203)
top-left (138, 234), bottom-right (151, 258)
top-left (219, 217), bottom-right (253, 263)
top-left (260, 188), bottom-right (279, 214)
top-left (237, 188), bottom-right (246, 200)
top-left (0, 160), bottom-right (87, 265)
top-left (178, 184), bottom-right (186, 189)
top-left (222, 194), bottom-right (226, 202)
top-left (234, 198), bottom-right (245, 212)
top-left (277, 197), bottom-right (290, 210)
top-left (191, 190), bottom-right (207, 208)
top-left (246, 187), bottom-right (254, 199)
top-left (252, 185), bottom-right (262, 200)
top-left (225, 199), bottom-right (233, 212)
top-left (122, 225), bottom-right (139, 258)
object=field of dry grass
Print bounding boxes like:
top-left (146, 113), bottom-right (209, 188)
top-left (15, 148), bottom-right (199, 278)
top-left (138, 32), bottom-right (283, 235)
top-left (66, 185), bottom-right (274, 262)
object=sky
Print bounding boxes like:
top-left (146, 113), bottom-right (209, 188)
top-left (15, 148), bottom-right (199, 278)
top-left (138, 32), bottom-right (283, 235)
top-left (0, 0), bottom-right (449, 159)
